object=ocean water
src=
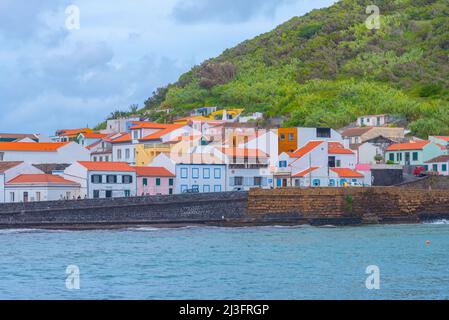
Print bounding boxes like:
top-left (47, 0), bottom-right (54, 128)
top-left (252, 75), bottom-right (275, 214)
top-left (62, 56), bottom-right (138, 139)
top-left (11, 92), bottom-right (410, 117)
top-left (0, 222), bottom-right (448, 300)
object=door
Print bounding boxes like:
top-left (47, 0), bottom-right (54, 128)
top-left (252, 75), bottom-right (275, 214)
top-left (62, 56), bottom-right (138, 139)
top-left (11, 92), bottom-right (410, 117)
top-left (23, 192), bottom-right (29, 202)
top-left (405, 152), bottom-right (411, 166)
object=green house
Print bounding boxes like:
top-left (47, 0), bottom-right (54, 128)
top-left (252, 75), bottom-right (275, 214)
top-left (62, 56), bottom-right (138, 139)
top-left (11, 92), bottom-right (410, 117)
top-left (385, 141), bottom-right (447, 166)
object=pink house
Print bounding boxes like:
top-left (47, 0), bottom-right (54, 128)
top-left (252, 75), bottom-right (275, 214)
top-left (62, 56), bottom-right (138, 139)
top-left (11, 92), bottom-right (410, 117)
top-left (134, 167), bottom-right (175, 196)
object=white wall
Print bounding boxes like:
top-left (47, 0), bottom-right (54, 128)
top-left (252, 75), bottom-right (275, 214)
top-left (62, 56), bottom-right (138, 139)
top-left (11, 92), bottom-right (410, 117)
top-left (5, 185), bottom-right (80, 202)
top-left (150, 153), bottom-right (176, 174)
top-left (227, 167), bottom-right (271, 191)
top-left (112, 143), bottom-right (136, 165)
top-left (358, 143), bottom-right (382, 164)
top-left (0, 174), bottom-right (4, 203)
top-left (297, 128), bottom-right (343, 149)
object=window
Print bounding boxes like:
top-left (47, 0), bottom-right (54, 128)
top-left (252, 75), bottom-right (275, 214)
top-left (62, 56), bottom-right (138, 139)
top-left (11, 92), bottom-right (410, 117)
top-left (169, 188), bottom-right (173, 195)
top-left (280, 134), bottom-right (285, 141)
top-left (105, 156), bottom-right (109, 162)
top-left (93, 190), bottom-right (100, 198)
top-left (156, 178), bottom-right (161, 186)
top-left (312, 179), bottom-right (321, 187)
top-left (316, 128), bottom-right (331, 138)
top-left (105, 190), bottom-right (112, 198)
top-left (254, 177), bottom-right (262, 186)
top-left (203, 185), bottom-right (210, 193)
top-left (336, 160), bottom-right (341, 168)
top-left (117, 149), bottom-right (122, 160)
top-left (123, 175), bottom-right (133, 184)
top-left (412, 152), bottom-right (419, 161)
top-left (91, 175), bottom-right (102, 184)
top-left (295, 179), bottom-right (301, 187)
top-left (397, 153), bottom-right (402, 162)
top-left (93, 157), bottom-right (97, 162)
top-left (125, 148), bottom-right (130, 159)
top-left (36, 192), bottom-right (41, 202)
top-left (132, 130), bottom-right (139, 139)
top-left (234, 177), bottom-right (243, 186)
top-left (99, 157), bottom-right (103, 162)
top-left (10, 192), bottom-right (15, 202)
top-left (288, 133), bottom-right (295, 141)
top-left (203, 168), bottom-right (210, 179)
top-left (107, 175), bottom-right (117, 184)
top-left (279, 160), bottom-right (287, 168)
top-left (192, 168), bottom-right (199, 179)
top-left (169, 178), bottom-right (174, 186)
top-left (181, 185), bottom-right (188, 193)
top-left (214, 168), bottom-right (221, 179)
top-left (181, 168), bottom-right (188, 179)
top-left (424, 165), bottom-right (429, 171)
top-left (0, 152), bottom-right (4, 161)
top-left (124, 190), bottom-right (131, 197)
top-left (329, 179), bottom-right (336, 187)
top-left (328, 156), bottom-right (336, 168)
top-left (389, 153), bottom-right (395, 162)
top-left (442, 164), bottom-right (448, 172)
top-left (433, 164), bottom-right (438, 172)
top-left (214, 185), bottom-right (222, 192)
top-left (143, 178), bottom-right (148, 186)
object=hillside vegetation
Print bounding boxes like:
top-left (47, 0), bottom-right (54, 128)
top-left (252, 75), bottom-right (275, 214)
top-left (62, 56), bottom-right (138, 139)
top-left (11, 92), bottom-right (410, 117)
top-left (141, 0), bottom-right (449, 137)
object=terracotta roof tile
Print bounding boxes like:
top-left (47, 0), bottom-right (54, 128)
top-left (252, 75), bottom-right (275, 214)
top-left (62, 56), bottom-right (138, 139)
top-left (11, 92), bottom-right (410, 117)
top-left (139, 125), bottom-right (184, 141)
top-left (0, 142), bottom-right (68, 152)
top-left (78, 161), bottom-right (135, 172)
top-left (425, 155), bottom-right (449, 163)
top-left (133, 166), bottom-right (175, 177)
top-left (292, 167), bottom-right (319, 177)
top-left (386, 141), bottom-right (429, 151)
top-left (289, 141), bottom-right (324, 159)
top-left (7, 174), bottom-right (79, 185)
top-left (330, 168), bottom-right (364, 178)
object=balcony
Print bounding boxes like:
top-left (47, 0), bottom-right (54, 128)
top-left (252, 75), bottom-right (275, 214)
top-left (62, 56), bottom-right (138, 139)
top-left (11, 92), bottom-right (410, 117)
top-left (273, 167), bottom-right (292, 175)
top-left (143, 143), bottom-right (171, 152)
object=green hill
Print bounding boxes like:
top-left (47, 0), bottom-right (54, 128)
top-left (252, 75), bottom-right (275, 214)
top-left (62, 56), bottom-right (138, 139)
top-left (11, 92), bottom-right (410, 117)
top-left (142, 0), bottom-right (449, 138)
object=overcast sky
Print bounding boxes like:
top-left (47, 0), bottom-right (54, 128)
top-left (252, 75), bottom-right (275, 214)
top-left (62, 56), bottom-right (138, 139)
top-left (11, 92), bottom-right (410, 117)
top-left (0, 0), bottom-right (336, 135)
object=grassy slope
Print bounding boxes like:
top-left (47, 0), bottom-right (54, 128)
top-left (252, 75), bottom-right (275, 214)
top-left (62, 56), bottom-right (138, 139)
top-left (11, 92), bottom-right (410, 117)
top-left (146, 0), bottom-right (449, 137)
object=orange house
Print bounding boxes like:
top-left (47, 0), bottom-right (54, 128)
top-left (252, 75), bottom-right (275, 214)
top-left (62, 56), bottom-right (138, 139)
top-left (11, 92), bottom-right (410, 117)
top-left (278, 128), bottom-right (298, 154)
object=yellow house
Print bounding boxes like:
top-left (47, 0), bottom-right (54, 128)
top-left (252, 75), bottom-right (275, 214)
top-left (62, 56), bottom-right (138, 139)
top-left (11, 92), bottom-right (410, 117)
top-left (208, 109), bottom-right (244, 121)
top-left (135, 136), bottom-right (203, 166)
top-left (173, 116), bottom-right (209, 125)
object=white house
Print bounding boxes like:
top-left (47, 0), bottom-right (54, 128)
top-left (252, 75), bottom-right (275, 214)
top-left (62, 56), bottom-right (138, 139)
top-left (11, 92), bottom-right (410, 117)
top-left (1, 162), bottom-right (43, 203)
top-left (240, 129), bottom-right (279, 168)
top-left (77, 132), bottom-right (109, 148)
top-left (0, 142), bottom-right (90, 164)
top-left (62, 162), bottom-right (137, 199)
top-left (275, 140), bottom-right (365, 188)
top-left (102, 117), bottom-right (140, 134)
top-left (356, 114), bottom-right (393, 127)
top-left (5, 174), bottom-right (80, 203)
top-left (175, 163), bottom-right (226, 194)
top-left (296, 128), bottom-right (343, 149)
top-left (424, 155), bottom-right (449, 176)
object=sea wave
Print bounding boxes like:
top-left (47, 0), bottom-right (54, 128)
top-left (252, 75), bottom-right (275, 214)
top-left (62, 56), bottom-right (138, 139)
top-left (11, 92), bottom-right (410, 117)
top-left (424, 219), bottom-right (449, 225)
top-left (0, 228), bottom-right (61, 234)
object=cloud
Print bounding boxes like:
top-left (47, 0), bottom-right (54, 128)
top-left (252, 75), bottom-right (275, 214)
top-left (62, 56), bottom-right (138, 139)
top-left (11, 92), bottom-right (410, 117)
top-left (171, 0), bottom-right (293, 24)
top-left (0, 0), bottom-right (69, 39)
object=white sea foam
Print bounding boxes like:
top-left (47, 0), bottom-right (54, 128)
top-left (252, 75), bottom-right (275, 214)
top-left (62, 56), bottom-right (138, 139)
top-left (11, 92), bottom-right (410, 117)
top-left (424, 219), bottom-right (449, 225)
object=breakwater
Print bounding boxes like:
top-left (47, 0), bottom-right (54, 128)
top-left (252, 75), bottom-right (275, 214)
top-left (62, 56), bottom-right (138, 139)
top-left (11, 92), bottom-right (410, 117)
top-left (1, 187), bottom-right (449, 229)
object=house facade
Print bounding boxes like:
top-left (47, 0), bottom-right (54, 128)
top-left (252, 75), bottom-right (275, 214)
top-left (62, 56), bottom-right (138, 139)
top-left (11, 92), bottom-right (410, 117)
top-left (134, 166), bottom-right (175, 196)
top-left (175, 164), bottom-right (226, 194)
top-left (424, 155), bottom-right (449, 176)
top-left (385, 141), bottom-right (446, 166)
top-left (278, 127), bottom-right (343, 154)
top-left (1, 162), bottom-right (43, 203)
top-left (5, 174), bottom-right (80, 202)
top-left (62, 162), bottom-right (137, 199)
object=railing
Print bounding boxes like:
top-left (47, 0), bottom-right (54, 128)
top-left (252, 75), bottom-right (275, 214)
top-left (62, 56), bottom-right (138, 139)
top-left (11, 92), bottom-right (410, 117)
top-left (143, 144), bottom-right (171, 151)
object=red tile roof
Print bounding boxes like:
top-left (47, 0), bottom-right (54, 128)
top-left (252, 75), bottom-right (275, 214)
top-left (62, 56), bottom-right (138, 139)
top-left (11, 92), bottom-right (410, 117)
top-left (292, 167), bottom-right (319, 177)
top-left (0, 142), bottom-right (68, 152)
top-left (111, 133), bottom-right (132, 143)
top-left (328, 142), bottom-right (354, 155)
top-left (139, 125), bottom-right (184, 141)
top-left (0, 161), bottom-right (23, 173)
top-left (289, 141), bottom-right (324, 158)
top-left (78, 162), bottom-right (135, 172)
top-left (81, 133), bottom-right (108, 139)
top-left (386, 141), bottom-right (429, 151)
top-left (129, 122), bottom-right (173, 130)
top-left (7, 174), bottom-right (79, 185)
top-left (330, 168), bottom-right (364, 178)
top-left (133, 166), bottom-right (175, 177)
top-left (425, 155), bottom-right (449, 163)
top-left (57, 128), bottom-right (92, 136)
